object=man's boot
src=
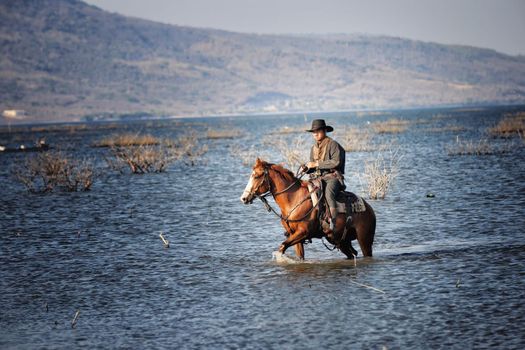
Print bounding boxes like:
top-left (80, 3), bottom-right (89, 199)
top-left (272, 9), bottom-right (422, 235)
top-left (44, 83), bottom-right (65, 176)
top-left (329, 207), bottom-right (338, 232)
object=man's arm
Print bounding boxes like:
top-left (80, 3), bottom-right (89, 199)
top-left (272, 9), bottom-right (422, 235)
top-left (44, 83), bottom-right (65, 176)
top-left (304, 146), bottom-right (316, 171)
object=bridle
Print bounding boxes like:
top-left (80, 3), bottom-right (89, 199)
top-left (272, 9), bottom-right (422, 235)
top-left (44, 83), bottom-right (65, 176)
top-left (250, 166), bottom-right (323, 225)
top-left (246, 167), bottom-right (271, 200)
top-left (246, 165), bottom-right (341, 253)
top-left (249, 167), bottom-right (297, 200)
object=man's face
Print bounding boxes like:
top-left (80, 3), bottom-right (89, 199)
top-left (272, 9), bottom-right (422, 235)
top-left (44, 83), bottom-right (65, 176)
top-left (312, 129), bottom-right (326, 142)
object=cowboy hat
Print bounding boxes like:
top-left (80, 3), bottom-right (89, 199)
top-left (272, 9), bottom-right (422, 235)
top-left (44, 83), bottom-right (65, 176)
top-left (306, 119), bottom-right (334, 132)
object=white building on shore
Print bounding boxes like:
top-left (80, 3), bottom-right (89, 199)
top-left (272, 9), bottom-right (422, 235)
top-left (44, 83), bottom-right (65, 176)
top-left (2, 110), bottom-right (26, 119)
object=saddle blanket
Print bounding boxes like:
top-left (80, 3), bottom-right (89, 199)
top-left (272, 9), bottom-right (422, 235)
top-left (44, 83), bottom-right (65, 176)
top-left (336, 192), bottom-right (366, 214)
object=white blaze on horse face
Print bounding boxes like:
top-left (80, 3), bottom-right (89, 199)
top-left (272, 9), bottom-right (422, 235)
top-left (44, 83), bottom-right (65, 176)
top-left (240, 171), bottom-right (256, 203)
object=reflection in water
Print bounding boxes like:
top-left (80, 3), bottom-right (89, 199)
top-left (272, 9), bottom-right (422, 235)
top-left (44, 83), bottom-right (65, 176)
top-left (1, 106), bottom-right (524, 349)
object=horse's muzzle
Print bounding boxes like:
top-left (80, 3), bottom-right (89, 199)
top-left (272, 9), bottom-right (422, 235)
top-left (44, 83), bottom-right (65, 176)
top-left (240, 192), bottom-right (254, 204)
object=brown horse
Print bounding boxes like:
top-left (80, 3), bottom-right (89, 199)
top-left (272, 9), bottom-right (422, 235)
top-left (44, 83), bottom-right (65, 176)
top-left (240, 158), bottom-right (376, 259)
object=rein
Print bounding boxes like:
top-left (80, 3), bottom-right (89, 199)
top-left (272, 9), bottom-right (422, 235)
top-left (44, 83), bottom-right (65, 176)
top-left (255, 167), bottom-right (323, 224)
top-left (247, 165), bottom-right (349, 254)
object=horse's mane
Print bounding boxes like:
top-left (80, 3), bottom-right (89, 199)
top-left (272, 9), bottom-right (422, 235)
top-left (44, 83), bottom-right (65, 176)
top-left (269, 163), bottom-right (297, 183)
top-left (255, 158), bottom-right (303, 185)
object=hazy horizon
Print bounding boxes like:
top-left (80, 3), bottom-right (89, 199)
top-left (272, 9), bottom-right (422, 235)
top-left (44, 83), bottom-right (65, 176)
top-left (84, 0), bottom-right (525, 56)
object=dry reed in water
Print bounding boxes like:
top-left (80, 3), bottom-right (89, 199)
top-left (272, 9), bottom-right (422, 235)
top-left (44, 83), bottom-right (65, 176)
top-left (337, 127), bottom-right (373, 152)
top-left (359, 149), bottom-right (401, 200)
top-left (229, 144), bottom-right (263, 167)
top-left (107, 132), bottom-right (207, 173)
top-left (95, 133), bottom-right (161, 147)
top-left (167, 133), bottom-right (209, 166)
top-left (425, 125), bottom-right (466, 133)
top-left (488, 113), bottom-right (525, 138)
top-left (12, 152), bottom-right (95, 192)
top-left (431, 113), bottom-right (453, 121)
top-left (371, 118), bottom-right (410, 134)
top-left (71, 310), bottom-right (80, 328)
top-left (159, 232), bottom-right (169, 248)
top-left (269, 125), bottom-right (307, 135)
top-left (446, 136), bottom-right (507, 156)
top-left (348, 279), bottom-right (386, 294)
top-left (264, 135), bottom-right (309, 170)
top-left (206, 128), bottom-right (241, 139)
top-left (110, 145), bottom-right (176, 173)
top-left (336, 127), bottom-right (390, 152)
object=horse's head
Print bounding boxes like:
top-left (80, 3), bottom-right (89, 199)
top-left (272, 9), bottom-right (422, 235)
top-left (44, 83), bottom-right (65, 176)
top-left (240, 158), bottom-right (271, 204)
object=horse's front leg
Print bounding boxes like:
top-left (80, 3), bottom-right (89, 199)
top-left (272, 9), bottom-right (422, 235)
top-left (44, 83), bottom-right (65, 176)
top-left (279, 228), bottom-right (309, 256)
top-left (293, 243), bottom-right (305, 260)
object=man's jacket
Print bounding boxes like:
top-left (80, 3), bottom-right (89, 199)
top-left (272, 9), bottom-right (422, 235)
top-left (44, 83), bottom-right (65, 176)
top-left (309, 136), bottom-right (345, 175)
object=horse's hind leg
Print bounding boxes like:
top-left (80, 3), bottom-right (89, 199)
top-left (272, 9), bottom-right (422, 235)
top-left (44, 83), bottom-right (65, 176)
top-left (339, 240), bottom-right (358, 259)
top-left (358, 236), bottom-right (373, 257)
top-left (355, 213), bottom-right (375, 257)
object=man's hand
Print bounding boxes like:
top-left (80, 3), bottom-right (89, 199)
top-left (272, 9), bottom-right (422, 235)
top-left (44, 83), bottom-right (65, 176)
top-left (306, 161), bottom-right (318, 169)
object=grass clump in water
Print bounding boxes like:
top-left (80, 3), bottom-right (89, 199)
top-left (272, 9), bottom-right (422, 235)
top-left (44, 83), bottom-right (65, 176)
top-left (488, 113), bottom-right (525, 138)
top-left (371, 118), bottom-right (410, 134)
top-left (95, 133), bottom-right (161, 147)
top-left (336, 127), bottom-right (394, 152)
top-left (446, 136), bottom-right (510, 156)
top-left (206, 128), bottom-right (242, 140)
top-left (425, 125), bottom-right (466, 133)
top-left (338, 127), bottom-right (375, 152)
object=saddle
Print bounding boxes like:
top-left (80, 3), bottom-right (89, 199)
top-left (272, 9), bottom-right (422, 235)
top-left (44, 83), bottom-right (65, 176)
top-left (307, 178), bottom-right (366, 216)
top-left (307, 178), bottom-right (366, 241)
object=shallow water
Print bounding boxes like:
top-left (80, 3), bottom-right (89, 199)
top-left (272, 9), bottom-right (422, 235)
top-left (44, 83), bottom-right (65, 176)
top-left (1, 106), bottom-right (524, 349)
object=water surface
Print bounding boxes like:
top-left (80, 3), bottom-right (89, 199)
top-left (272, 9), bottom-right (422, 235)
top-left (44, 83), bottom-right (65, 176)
top-left (1, 106), bottom-right (524, 349)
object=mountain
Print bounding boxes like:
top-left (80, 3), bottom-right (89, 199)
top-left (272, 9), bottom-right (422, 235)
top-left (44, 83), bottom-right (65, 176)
top-left (1, 0), bottom-right (525, 122)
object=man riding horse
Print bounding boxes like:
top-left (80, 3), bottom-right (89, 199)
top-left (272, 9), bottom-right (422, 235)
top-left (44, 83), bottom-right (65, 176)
top-left (240, 119), bottom-right (376, 258)
top-left (302, 119), bottom-right (346, 236)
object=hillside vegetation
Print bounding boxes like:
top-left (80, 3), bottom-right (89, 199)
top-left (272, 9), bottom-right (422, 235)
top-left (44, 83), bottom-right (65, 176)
top-left (1, 0), bottom-right (525, 122)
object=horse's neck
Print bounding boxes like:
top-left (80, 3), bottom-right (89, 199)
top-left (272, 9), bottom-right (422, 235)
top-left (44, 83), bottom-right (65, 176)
top-left (271, 176), bottom-right (294, 195)
top-left (270, 172), bottom-right (306, 213)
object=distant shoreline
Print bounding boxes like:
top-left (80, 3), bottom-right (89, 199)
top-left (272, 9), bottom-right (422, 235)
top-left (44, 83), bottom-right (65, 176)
top-left (1, 102), bottom-right (524, 128)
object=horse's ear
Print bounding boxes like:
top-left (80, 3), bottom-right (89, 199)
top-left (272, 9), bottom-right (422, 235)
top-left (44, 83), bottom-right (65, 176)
top-left (255, 157), bottom-right (264, 166)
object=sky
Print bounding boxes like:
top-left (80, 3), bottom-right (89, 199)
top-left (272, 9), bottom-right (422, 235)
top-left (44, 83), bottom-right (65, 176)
top-left (85, 0), bottom-right (525, 56)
